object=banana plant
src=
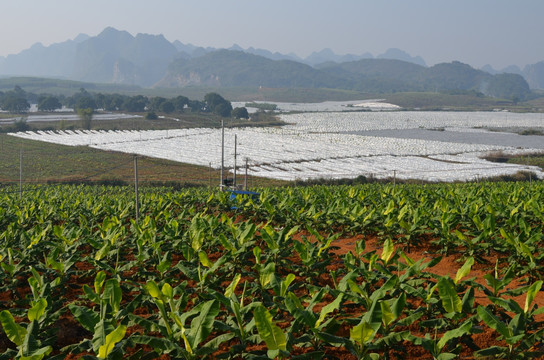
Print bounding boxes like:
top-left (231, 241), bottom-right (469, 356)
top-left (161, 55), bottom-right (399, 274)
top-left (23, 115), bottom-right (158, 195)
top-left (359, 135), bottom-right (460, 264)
top-left (283, 288), bottom-right (346, 353)
top-left (420, 258), bottom-right (476, 331)
top-left (222, 274), bottom-right (258, 347)
top-left (134, 279), bottom-right (230, 359)
top-left (0, 248), bottom-right (18, 279)
top-left (0, 298), bottom-right (52, 360)
top-left (196, 250), bottom-right (227, 291)
top-left (253, 247), bottom-right (276, 293)
top-left (475, 281), bottom-right (544, 359)
top-left (68, 271), bottom-right (127, 359)
top-left (253, 304), bottom-right (288, 359)
top-left (347, 298), bottom-right (383, 360)
top-left (481, 261), bottom-right (517, 306)
top-left (259, 224), bottom-right (298, 263)
top-left (499, 227), bottom-right (541, 280)
top-left (292, 230), bottom-right (338, 279)
top-left (405, 321), bottom-right (473, 360)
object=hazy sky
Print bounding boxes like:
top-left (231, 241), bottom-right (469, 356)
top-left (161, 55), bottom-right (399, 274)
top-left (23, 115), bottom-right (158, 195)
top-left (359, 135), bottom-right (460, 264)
top-left (2, 0), bottom-right (543, 69)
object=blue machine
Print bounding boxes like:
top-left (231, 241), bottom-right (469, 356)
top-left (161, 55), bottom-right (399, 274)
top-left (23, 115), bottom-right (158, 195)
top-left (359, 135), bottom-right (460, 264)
top-left (227, 189), bottom-right (260, 209)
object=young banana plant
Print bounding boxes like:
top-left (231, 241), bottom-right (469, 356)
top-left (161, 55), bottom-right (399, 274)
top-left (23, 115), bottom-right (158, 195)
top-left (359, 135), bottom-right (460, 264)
top-left (283, 288), bottom-right (345, 353)
top-left (476, 280), bottom-right (544, 359)
top-left (68, 271), bottom-right (127, 359)
top-left (253, 304), bottom-right (288, 359)
top-left (0, 298), bottom-right (52, 360)
top-left (135, 279), bottom-right (228, 359)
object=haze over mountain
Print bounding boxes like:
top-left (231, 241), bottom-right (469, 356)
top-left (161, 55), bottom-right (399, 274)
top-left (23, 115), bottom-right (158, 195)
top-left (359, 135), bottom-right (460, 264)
top-left (0, 27), bottom-right (540, 99)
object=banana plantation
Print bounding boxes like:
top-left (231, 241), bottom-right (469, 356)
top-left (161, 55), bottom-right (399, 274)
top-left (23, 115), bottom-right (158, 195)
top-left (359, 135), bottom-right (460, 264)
top-left (0, 182), bottom-right (543, 359)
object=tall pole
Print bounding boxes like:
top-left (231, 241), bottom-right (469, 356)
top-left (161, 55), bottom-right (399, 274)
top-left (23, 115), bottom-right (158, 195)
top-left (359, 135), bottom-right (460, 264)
top-left (209, 162), bottom-right (212, 188)
top-left (19, 148), bottom-right (22, 199)
top-left (233, 134), bottom-right (237, 188)
top-left (244, 157), bottom-right (248, 190)
top-left (134, 155), bottom-right (139, 222)
top-left (220, 119), bottom-right (224, 190)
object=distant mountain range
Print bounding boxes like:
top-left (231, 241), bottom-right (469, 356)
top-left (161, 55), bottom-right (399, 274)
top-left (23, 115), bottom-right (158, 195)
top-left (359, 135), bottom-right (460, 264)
top-left (481, 63), bottom-right (544, 89)
top-left (0, 27), bottom-right (542, 97)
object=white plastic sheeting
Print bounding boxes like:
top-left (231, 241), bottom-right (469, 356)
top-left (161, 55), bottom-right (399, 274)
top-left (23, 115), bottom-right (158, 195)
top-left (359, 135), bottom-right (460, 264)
top-left (9, 111), bottom-right (544, 182)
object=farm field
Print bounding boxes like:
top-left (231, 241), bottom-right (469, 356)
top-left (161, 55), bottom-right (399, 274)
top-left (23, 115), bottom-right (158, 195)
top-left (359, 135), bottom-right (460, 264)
top-left (0, 133), bottom-right (286, 188)
top-left (0, 182), bottom-right (543, 359)
top-left (10, 110), bottom-right (544, 183)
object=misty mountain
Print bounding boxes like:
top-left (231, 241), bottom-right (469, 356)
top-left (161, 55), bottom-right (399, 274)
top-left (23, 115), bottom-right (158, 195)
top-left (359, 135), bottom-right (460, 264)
top-left (0, 34), bottom-right (89, 78)
top-left (481, 64), bottom-right (523, 75)
top-left (72, 27), bottom-right (178, 87)
top-left (304, 48), bottom-right (373, 66)
top-left (302, 48), bottom-right (424, 67)
top-left (0, 27), bottom-right (179, 87)
top-left (158, 50), bottom-right (531, 99)
top-left (522, 61), bottom-right (544, 89)
top-left (155, 49), bottom-right (351, 88)
top-left (0, 26), bottom-right (538, 96)
top-left (314, 59), bottom-right (529, 98)
top-left (376, 48), bottom-right (426, 67)
top-left (231, 44), bottom-right (302, 62)
top-left (481, 63), bottom-right (544, 91)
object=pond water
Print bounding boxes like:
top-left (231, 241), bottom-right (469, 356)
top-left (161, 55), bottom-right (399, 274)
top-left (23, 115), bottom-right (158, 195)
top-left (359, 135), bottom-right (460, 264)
top-left (343, 128), bottom-right (544, 149)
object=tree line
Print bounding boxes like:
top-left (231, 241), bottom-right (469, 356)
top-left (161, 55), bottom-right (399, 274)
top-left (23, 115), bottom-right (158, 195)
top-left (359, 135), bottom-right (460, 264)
top-left (0, 86), bottom-right (249, 119)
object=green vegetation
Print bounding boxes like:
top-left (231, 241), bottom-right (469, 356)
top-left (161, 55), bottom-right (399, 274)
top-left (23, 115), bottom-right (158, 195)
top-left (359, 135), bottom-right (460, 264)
top-left (2, 77), bottom-right (543, 111)
top-left (484, 151), bottom-right (544, 170)
top-left (204, 92), bottom-right (232, 117)
top-left (0, 85), bottom-right (264, 127)
top-left (0, 181), bottom-right (543, 358)
top-left (382, 92), bottom-right (515, 111)
top-left (245, 102), bottom-right (277, 111)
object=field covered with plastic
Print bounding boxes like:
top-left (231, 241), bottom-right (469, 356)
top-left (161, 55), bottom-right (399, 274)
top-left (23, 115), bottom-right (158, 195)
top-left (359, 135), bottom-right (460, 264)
top-left (10, 111), bottom-right (544, 182)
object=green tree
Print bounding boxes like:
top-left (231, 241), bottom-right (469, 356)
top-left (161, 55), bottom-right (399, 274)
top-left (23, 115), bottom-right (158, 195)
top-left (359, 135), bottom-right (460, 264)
top-left (77, 108), bottom-right (93, 130)
top-left (94, 93), bottom-right (107, 110)
top-left (145, 111), bottom-right (158, 120)
top-left (149, 97), bottom-right (167, 111)
top-left (122, 95), bottom-right (148, 112)
top-left (66, 88), bottom-right (92, 109)
top-left (37, 95), bottom-right (62, 111)
top-left (188, 100), bottom-right (205, 112)
top-left (75, 96), bottom-right (97, 111)
top-left (1, 95), bottom-right (30, 113)
top-left (104, 94), bottom-right (126, 111)
top-left (232, 107), bottom-right (249, 119)
top-left (159, 100), bottom-right (175, 114)
top-left (12, 85), bottom-right (26, 98)
top-left (215, 103), bottom-right (233, 117)
top-left (172, 95), bottom-right (189, 112)
top-left (12, 117), bottom-right (29, 132)
top-left (204, 92), bottom-right (232, 117)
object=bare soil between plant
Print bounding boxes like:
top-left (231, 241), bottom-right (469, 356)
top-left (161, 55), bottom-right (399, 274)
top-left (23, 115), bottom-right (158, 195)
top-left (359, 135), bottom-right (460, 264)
top-left (1, 230), bottom-right (543, 359)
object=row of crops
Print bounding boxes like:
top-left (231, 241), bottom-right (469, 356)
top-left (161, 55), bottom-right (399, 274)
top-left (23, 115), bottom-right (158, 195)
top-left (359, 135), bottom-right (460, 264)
top-left (0, 182), bottom-right (543, 359)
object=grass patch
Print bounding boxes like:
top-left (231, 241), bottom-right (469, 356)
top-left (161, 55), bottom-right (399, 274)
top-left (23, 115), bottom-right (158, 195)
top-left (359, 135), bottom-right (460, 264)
top-left (483, 150), bottom-right (544, 169)
top-left (519, 128), bottom-right (544, 136)
top-left (381, 92), bottom-right (514, 111)
top-left (0, 133), bottom-right (287, 188)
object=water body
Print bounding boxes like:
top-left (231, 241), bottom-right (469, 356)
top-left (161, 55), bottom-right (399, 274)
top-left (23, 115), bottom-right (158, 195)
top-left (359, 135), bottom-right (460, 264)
top-left (342, 129), bottom-right (544, 149)
top-left (233, 99), bottom-right (398, 113)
